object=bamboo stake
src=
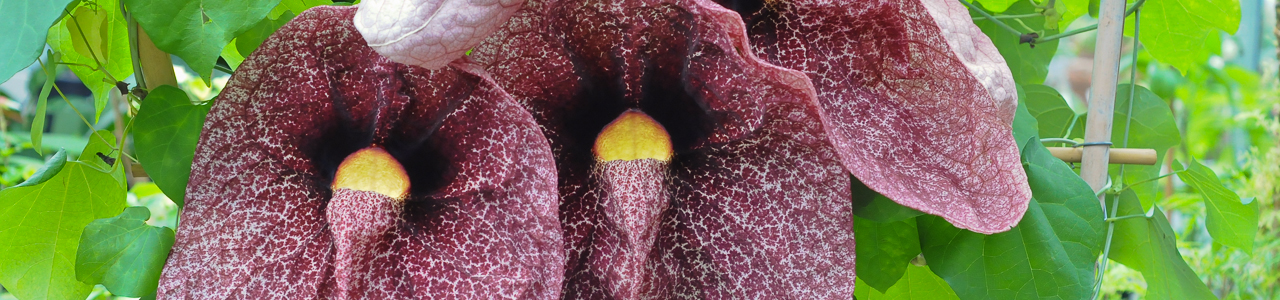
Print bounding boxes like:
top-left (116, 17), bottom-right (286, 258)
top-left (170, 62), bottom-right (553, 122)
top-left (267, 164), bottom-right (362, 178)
top-left (136, 27), bottom-right (178, 89)
top-left (1079, 0), bottom-right (1128, 199)
top-left (1048, 147), bottom-right (1157, 165)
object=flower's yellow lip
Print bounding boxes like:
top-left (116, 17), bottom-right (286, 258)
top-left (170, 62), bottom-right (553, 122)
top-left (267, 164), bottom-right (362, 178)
top-left (332, 146), bottom-right (410, 200)
top-left (593, 110), bottom-right (674, 162)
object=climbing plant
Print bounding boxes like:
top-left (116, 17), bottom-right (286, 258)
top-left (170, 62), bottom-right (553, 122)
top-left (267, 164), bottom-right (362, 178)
top-left (0, 0), bottom-right (1271, 299)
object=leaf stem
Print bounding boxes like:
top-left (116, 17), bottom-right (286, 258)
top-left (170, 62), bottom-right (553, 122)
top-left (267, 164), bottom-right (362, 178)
top-left (51, 82), bottom-right (118, 155)
top-left (124, 0), bottom-right (147, 91)
top-left (57, 62), bottom-right (100, 71)
top-left (1040, 138), bottom-right (1081, 146)
top-left (971, 13), bottom-right (1042, 21)
top-left (1060, 113), bottom-right (1083, 139)
top-left (1034, 0), bottom-right (1147, 45)
top-left (1120, 170), bottom-right (1182, 193)
top-left (1105, 214), bottom-right (1150, 222)
top-left (65, 9), bottom-right (120, 84)
top-left (214, 64), bottom-right (234, 74)
top-left (960, 0), bottom-right (1023, 37)
top-left (1093, 9), bottom-right (1142, 299)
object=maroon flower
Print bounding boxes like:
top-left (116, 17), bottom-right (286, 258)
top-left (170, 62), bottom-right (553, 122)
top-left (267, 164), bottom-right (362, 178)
top-left (158, 7), bottom-right (564, 299)
top-left (160, 0), bottom-right (1029, 298)
top-left (462, 0), bottom-right (1028, 298)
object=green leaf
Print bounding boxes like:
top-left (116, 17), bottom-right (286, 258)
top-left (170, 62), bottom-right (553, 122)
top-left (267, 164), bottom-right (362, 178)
top-left (268, 0), bottom-right (331, 19)
top-left (75, 206), bottom-right (175, 297)
top-left (1175, 160), bottom-right (1259, 254)
top-left (1051, 0), bottom-right (1089, 30)
top-left (855, 217), bottom-right (922, 292)
top-left (1107, 190), bottom-right (1217, 299)
top-left (31, 51), bottom-right (61, 155)
top-left (46, 0), bottom-right (134, 122)
top-left (123, 0), bottom-right (280, 83)
top-left (855, 264), bottom-right (961, 300)
top-left (851, 176), bottom-right (923, 223)
top-left (1020, 84), bottom-right (1076, 139)
top-left (0, 131), bottom-right (126, 300)
top-left (134, 86), bottom-right (211, 207)
top-left (222, 0), bottom-right (322, 71)
top-left (235, 11), bottom-right (294, 58)
top-left (1128, 0), bottom-right (1240, 74)
top-left (1012, 86), bottom-right (1039, 148)
top-left (975, 0), bottom-right (1017, 13)
top-left (220, 39), bottom-right (247, 70)
top-left (1109, 84), bottom-right (1180, 208)
top-left (14, 149), bottom-right (68, 188)
top-left (975, 1), bottom-right (1059, 84)
top-left (917, 141), bottom-right (1104, 300)
top-left (130, 181), bottom-right (165, 199)
top-left (0, 0), bottom-right (76, 82)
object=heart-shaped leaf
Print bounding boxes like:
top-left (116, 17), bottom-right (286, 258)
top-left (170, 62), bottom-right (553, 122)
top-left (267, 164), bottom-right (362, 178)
top-left (918, 140), bottom-right (1104, 299)
top-left (974, 1), bottom-right (1059, 84)
top-left (0, 131), bottom-right (126, 300)
top-left (134, 85), bottom-right (212, 207)
top-left (76, 206), bottom-right (175, 297)
top-left (123, 0), bottom-right (280, 82)
top-left (1175, 160), bottom-right (1259, 255)
top-left (854, 216), bottom-right (922, 292)
top-left (1107, 190), bottom-right (1216, 299)
top-left (0, 0), bottom-right (75, 82)
top-left (45, 0), bottom-right (134, 121)
top-left (855, 264), bottom-right (961, 300)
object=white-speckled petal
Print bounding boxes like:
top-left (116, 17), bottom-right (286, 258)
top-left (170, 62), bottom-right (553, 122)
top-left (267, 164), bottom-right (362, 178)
top-left (354, 0), bottom-right (524, 69)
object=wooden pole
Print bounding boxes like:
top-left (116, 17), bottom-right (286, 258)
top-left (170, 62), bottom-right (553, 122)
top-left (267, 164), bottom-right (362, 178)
top-left (1080, 0), bottom-right (1129, 199)
top-left (136, 27), bottom-right (178, 89)
top-left (1048, 147), bottom-right (1157, 165)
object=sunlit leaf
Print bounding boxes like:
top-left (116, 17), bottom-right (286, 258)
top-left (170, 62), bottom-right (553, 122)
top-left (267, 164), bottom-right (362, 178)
top-left (855, 264), bottom-right (961, 300)
top-left (0, 0), bottom-right (75, 82)
top-left (0, 131), bottom-right (126, 300)
top-left (917, 141), bottom-right (1104, 300)
top-left (975, 0), bottom-right (1017, 13)
top-left (1021, 84), bottom-right (1076, 139)
top-left (30, 52), bottom-right (61, 155)
top-left (854, 217), bottom-right (921, 292)
top-left (1107, 190), bottom-right (1217, 299)
top-left (1012, 86), bottom-right (1040, 148)
top-left (851, 177), bottom-right (925, 223)
top-left (975, 1), bottom-right (1059, 84)
top-left (1050, 0), bottom-right (1089, 30)
top-left (235, 11), bottom-right (294, 58)
top-left (13, 149), bottom-right (68, 188)
top-left (123, 0), bottom-right (280, 83)
top-left (134, 86), bottom-right (211, 207)
top-left (1175, 160), bottom-right (1259, 254)
top-left (76, 206), bottom-right (175, 297)
top-left (220, 39), bottom-right (246, 70)
top-left (1109, 84), bottom-right (1180, 208)
top-left (268, 0), bottom-right (331, 19)
top-left (46, 0), bottom-right (134, 122)
top-left (1127, 0), bottom-right (1240, 74)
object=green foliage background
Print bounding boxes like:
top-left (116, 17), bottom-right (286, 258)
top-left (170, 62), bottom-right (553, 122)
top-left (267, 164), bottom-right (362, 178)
top-left (0, 0), bottom-right (1275, 299)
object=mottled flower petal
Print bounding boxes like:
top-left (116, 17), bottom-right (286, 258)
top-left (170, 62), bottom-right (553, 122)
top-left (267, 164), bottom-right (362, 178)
top-left (159, 6), bottom-right (562, 299)
top-left (354, 0), bottom-right (524, 69)
top-left (742, 0), bottom-right (1031, 234)
top-left (472, 0), bottom-right (856, 297)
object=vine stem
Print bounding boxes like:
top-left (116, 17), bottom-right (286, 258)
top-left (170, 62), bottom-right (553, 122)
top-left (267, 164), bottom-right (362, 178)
top-left (1105, 214), bottom-right (1150, 222)
top-left (959, 0), bottom-right (1023, 37)
top-left (971, 13), bottom-right (1042, 21)
top-left (1034, 0), bottom-right (1147, 45)
top-left (214, 64), bottom-right (234, 74)
top-left (1091, 6), bottom-right (1142, 299)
